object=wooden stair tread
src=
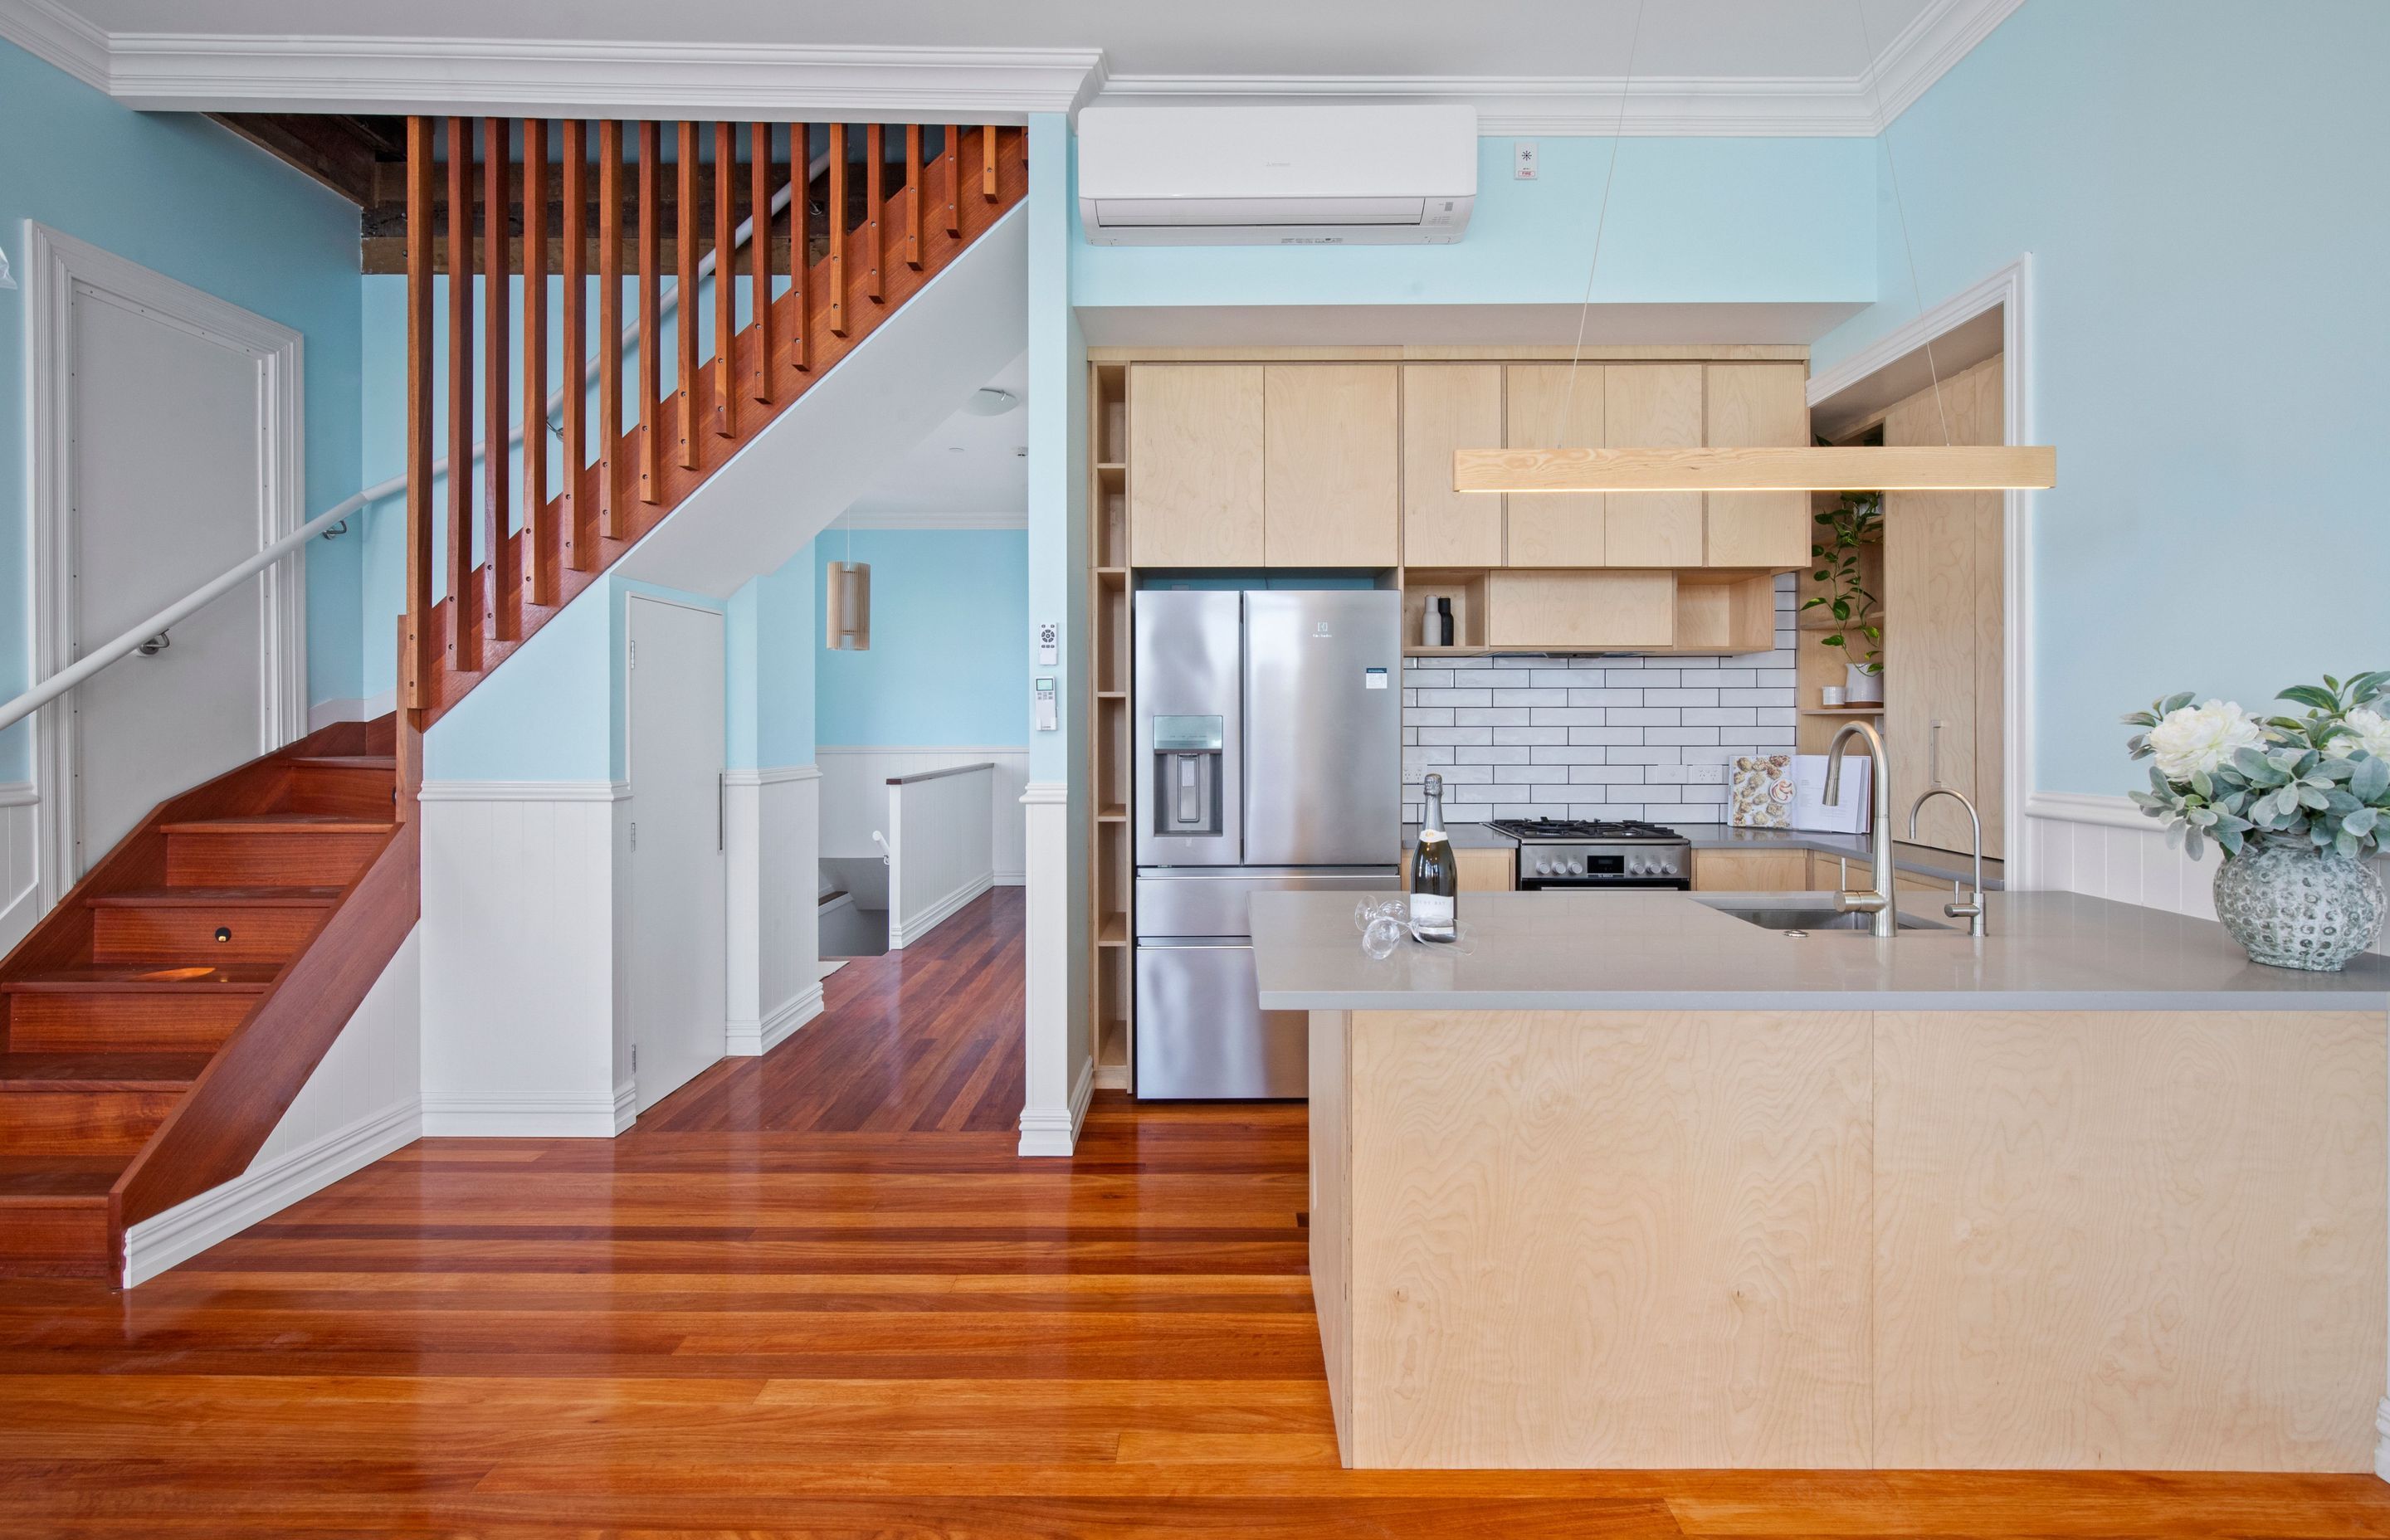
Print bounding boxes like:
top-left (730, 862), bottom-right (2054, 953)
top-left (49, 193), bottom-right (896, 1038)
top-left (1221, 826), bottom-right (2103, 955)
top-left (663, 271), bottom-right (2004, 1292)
top-left (88, 885), bottom-right (342, 909)
top-left (0, 1053), bottom-right (211, 1091)
top-left (159, 814), bottom-right (396, 834)
top-left (287, 755), bottom-right (397, 769)
top-left (0, 1156), bottom-right (123, 1200)
top-left (2, 963), bottom-right (280, 994)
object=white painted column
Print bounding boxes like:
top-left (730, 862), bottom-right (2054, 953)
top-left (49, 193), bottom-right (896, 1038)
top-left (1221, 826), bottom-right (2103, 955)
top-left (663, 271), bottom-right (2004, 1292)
top-left (1017, 781), bottom-right (1087, 1154)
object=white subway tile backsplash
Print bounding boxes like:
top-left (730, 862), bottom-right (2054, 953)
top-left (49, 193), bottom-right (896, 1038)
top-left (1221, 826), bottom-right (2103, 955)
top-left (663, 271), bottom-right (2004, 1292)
top-left (1397, 573), bottom-right (1802, 825)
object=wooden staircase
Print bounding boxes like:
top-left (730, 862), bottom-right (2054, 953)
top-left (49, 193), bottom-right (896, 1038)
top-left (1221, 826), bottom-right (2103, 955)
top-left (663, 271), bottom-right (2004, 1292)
top-left (401, 118), bottom-right (1031, 728)
top-left (0, 719), bottom-right (417, 1278)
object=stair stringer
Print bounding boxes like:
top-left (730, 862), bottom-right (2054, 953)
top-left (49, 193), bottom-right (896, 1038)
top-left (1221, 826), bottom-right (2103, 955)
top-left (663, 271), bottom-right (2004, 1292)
top-left (616, 203), bottom-right (1029, 598)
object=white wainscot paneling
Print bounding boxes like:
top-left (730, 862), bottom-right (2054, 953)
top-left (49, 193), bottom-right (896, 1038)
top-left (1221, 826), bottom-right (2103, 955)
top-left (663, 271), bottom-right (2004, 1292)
top-left (728, 765), bottom-right (824, 1056)
top-left (888, 764), bottom-right (997, 950)
top-left (817, 747), bottom-right (1027, 884)
top-left (0, 783), bottom-right (37, 955)
top-left (123, 925), bottom-right (424, 1285)
top-left (419, 783), bottom-right (632, 1135)
top-left (2026, 792), bottom-right (2388, 957)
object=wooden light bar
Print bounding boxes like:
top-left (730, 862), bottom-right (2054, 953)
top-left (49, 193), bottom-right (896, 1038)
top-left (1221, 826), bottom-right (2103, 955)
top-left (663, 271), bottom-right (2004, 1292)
top-left (1454, 444), bottom-right (2056, 494)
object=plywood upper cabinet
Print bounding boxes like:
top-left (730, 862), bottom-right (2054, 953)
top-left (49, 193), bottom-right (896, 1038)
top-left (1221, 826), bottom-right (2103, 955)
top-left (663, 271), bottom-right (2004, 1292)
top-left (1705, 363), bottom-right (1811, 568)
top-left (1127, 364), bottom-right (1265, 568)
top-left (1266, 363), bottom-right (1400, 567)
top-left (1502, 364), bottom-right (1604, 567)
top-left (1603, 365), bottom-right (1706, 567)
top-left (1402, 365), bottom-right (1505, 568)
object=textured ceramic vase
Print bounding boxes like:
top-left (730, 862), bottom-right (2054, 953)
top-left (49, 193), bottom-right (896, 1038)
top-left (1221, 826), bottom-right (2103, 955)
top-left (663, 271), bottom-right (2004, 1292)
top-left (2212, 837), bottom-right (2387, 972)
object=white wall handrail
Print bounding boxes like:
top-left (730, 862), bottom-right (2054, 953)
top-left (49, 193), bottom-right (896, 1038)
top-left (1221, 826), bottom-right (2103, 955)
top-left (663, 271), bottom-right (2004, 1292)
top-left (0, 149), bottom-right (829, 739)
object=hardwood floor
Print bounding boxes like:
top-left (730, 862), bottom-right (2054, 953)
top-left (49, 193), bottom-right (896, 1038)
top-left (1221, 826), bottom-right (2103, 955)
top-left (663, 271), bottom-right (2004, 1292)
top-left (2, 886), bottom-right (2387, 1534)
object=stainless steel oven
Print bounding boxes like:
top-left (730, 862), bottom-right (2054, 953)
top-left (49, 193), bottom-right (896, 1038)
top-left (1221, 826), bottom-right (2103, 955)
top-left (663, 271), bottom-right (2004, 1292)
top-left (1480, 818), bottom-right (1695, 891)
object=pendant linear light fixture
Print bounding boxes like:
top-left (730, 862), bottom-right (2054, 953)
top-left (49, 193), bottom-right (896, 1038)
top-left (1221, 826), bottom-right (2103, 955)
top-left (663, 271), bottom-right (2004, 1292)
top-left (1453, 0), bottom-right (2055, 498)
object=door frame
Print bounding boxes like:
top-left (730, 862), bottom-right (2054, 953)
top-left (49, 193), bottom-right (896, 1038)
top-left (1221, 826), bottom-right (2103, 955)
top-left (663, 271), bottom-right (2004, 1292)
top-left (1805, 254), bottom-right (2036, 889)
top-left (22, 222), bottom-right (307, 907)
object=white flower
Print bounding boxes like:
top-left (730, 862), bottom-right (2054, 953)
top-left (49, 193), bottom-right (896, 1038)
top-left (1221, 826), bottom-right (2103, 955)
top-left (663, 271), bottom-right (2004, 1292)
top-left (2321, 704), bottom-right (2390, 762)
top-left (2146, 699), bottom-right (2265, 783)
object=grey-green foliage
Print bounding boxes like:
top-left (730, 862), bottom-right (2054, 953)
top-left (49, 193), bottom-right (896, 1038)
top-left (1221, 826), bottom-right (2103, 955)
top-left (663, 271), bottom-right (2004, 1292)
top-left (1802, 490), bottom-right (1881, 675)
top-left (2124, 671), bottom-right (2390, 861)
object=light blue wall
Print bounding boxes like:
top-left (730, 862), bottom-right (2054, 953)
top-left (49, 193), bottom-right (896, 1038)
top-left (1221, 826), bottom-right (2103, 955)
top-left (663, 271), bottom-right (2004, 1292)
top-left (1071, 134), bottom-right (1878, 310)
top-left (422, 575), bottom-right (615, 781)
top-left (1814, 0), bottom-right (2390, 797)
top-left (0, 39), bottom-right (363, 778)
top-left (755, 544), bottom-right (817, 768)
top-left (815, 529), bottom-right (1030, 748)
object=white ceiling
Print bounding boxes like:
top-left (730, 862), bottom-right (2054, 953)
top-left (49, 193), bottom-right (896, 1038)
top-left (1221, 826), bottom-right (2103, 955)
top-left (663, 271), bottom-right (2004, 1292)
top-left (3, 0), bottom-right (2022, 132)
top-left (838, 351), bottom-right (1029, 528)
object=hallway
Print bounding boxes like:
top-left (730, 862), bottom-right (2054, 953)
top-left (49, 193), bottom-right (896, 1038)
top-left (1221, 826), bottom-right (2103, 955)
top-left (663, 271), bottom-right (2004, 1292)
top-left (2, 889), bottom-right (2388, 1534)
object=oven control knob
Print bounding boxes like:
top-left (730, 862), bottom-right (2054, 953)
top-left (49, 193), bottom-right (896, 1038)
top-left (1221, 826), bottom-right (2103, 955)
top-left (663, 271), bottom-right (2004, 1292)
top-left (1627, 859), bottom-right (1646, 875)
top-left (1535, 859), bottom-right (1554, 875)
top-left (1565, 859), bottom-right (1583, 875)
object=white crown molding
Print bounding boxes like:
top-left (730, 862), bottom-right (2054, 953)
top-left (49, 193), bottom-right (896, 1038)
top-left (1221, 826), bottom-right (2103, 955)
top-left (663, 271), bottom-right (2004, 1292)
top-left (0, 0), bottom-right (2017, 134)
top-left (1102, 0), bottom-right (2021, 136)
top-left (837, 508), bottom-right (1029, 531)
top-left (0, 0), bottom-right (108, 91)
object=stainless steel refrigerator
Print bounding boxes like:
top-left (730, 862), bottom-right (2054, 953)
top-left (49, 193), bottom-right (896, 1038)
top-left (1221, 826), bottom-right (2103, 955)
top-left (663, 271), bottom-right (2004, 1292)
top-left (1133, 588), bottom-right (1401, 1099)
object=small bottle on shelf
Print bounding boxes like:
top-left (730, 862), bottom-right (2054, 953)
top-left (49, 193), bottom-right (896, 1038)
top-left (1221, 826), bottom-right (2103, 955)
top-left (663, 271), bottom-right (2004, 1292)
top-left (1420, 597), bottom-right (1443, 650)
top-left (1438, 596), bottom-right (1456, 649)
top-left (1410, 773), bottom-right (1458, 943)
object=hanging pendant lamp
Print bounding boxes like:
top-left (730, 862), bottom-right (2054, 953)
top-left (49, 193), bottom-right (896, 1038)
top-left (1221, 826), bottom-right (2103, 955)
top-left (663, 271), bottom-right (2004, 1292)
top-left (1455, 0), bottom-right (2055, 498)
top-left (825, 516), bottom-right (871, 651)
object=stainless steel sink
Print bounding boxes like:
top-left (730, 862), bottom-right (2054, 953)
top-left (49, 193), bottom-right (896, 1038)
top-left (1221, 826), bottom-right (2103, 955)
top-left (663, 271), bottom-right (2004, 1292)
top-left (1696, 899), bottom-right (1948, 934)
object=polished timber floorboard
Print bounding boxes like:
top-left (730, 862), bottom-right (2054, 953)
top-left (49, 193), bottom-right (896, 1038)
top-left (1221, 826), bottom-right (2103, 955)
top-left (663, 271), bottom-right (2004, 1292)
top-left (4, 889), bottom-right (2389, 1534)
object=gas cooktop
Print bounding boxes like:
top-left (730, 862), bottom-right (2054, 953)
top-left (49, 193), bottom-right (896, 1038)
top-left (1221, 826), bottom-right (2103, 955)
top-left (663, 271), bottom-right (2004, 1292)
top-left (1482, 817), bottom-right (1686, 844)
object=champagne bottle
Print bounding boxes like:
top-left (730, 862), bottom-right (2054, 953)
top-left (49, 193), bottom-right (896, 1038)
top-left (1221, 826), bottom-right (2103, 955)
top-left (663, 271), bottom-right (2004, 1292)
top-left (1410, 772), bottom-right (1458, 943)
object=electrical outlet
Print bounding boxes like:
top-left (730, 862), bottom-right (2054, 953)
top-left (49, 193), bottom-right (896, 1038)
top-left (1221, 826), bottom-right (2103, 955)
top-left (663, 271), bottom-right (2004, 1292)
top-left (1687, 763), bottom-right (1726, 784)
top-left (1514, 140), bottom-right (1539, 180)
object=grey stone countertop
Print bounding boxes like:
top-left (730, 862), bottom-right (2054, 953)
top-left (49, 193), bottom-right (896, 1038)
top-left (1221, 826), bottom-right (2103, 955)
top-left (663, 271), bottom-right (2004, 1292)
top-left (1408, 821), bottom-right (2005, 890)
top-left (1251, 888), bottom-right (2390, 1012)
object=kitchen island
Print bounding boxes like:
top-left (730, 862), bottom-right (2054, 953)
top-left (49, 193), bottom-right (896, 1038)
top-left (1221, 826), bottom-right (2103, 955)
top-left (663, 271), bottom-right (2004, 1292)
top-left (1251, 888), bottom-right (2390, 1472)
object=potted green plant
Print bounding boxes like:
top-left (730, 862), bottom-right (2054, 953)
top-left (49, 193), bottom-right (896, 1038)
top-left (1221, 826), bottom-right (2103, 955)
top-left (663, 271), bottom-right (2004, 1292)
top-left (1803, 491), bottom-right (1883, 704)
top-left (2124, 670), bottom-right (2389, 970)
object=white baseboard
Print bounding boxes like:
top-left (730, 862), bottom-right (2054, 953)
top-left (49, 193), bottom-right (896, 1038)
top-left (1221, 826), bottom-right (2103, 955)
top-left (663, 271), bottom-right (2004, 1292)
top-left (1017, 1055), bottom-right (1095, 1157)
top-left (729, 982), bottom-right (824, 1055)
top-left (993, 869), bottom-right (1025, 886)
top-left (890, 871), bottom-right (993, 950)
top-left (307, 690), bottom-right (398, 733)
top-left (122, 1098), bottom-right (422, 1286)
top-left (422, 1088), bottom-right (628, 1138)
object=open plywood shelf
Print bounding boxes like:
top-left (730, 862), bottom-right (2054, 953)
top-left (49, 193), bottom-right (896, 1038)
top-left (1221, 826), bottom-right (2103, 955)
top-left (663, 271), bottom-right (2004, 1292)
top-left (1802, 705), bottom-right (1885, 716)
top-left (1399, 566), bottom-right (1783, 656)
top-left (1089, 356), bottom-right (1137, 1091)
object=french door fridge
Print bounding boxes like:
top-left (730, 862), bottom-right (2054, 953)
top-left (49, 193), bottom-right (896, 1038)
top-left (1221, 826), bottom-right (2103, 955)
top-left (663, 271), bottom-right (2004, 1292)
top-left (1132, 588), bottom-right (1400, 1099)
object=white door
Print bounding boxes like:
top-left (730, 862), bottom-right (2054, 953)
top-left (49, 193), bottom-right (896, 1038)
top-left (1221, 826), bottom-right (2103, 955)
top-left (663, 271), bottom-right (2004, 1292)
top-left (627, 595), bottom-right (728, 1112)
top-left (34, 229), bottom-right (300, 885)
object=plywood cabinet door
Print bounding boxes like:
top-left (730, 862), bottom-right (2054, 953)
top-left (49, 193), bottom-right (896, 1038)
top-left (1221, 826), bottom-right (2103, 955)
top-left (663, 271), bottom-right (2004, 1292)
top-left (1402, 365), bottom-right (1505, 568)
top-left (1603, 365), bottom-right (1706, 567)
top-left (1127, 364), bottom-right (1265, 568)
top-left (1502, 363), bottom-right (1605, 566)
top-left (1691, 847), bottom-right (1810, 892)
top-left (1882, 354), bottom-right (2004, 856)
top-left (1705, 363), bottom-right (1811, 568)
top-left (1265, 363), bottom-right (1399, 567)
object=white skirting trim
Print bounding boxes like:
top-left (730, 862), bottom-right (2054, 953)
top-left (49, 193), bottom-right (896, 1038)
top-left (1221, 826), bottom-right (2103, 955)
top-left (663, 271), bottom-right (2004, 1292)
top-left (417, 779), bottom-right (631, 802)
top-left (122, 1098), bottom-right (422, 1286)
top-left (307, 690), bottom-right (398, 733)
top-left (890, 872), bottom-right (994, 950)
top-left (729, 982), bottom-right (824, 1056)
top-left (993, 869), bottom-right (1025, 886)
top-left (1017, 1055), bottom-right (1095, 1158)
top-left (422, 1087), bottom-right (630, 1138)
top-left (2022, 789), bottom-right (2152, 831)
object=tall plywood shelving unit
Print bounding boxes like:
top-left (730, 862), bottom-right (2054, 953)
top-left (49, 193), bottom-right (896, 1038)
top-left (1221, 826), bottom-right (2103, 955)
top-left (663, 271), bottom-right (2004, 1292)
top-left (1089, 363), bottom-right (1134, 1085)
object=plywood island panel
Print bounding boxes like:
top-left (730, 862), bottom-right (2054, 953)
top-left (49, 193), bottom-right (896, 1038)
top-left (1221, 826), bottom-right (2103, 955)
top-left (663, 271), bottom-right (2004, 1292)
top-left (1313, 1005), bottom-right (2388, 1471)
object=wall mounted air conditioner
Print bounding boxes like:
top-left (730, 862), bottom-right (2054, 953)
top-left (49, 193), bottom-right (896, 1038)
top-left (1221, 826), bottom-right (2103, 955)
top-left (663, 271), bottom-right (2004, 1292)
top-left (1079, 105), bottom-right (1476, 246)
